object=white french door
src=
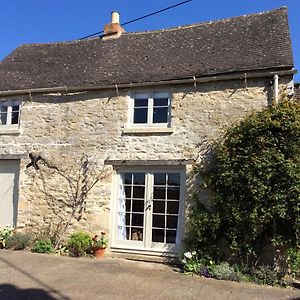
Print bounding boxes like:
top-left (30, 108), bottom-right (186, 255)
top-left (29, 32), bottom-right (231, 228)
top-left (112, 169), bottom-right (185, 253)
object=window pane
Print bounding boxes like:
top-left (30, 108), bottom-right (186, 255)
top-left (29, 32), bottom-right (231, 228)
top-left (132, 200), bottom-right (144, 212)
top-left (11, 112), bottom-right (19, 124)
top-left (125, 199), bottom-right (131, 212)
top-left (167, 187), bottom-right (180, 200)
top-left (153, 201), bottom-right (165, 214)
top-left (154, 98), bottom-right (168, 106)
top-left (167, 201), bottom-right (179, 214)
top-left (125, 213), bottom-right (130, 226)
top-left (131, 228), bottom-right (143, 241)
top-left (12, 105), bottom-right (19, 112)
top-left (134, 98), bottom-right (148, 107)
top-left (1, 105), bottom-right (8, 113)
top-left (124, 173), bottom-right (132, 184)
top-left (153, 92), bottom-right (169, 99)
top-left (154, 173), bottom-right (166, 185)
top-left (133, 173), bottom-right (145, 185)
top-left (167, 216), bottom-right (178, 229)
top-left (166, 230), bottom-right (176, 243)
top-left (132, 214), bottom-right (144, 227)
top-left (124, 186), bottom-right (131, 198)
top-left (153, 187), bottom-right (166, 200)
top-left (153, 107), bottom-right (168, 123)
top-left (135, 92), bottom-right (149, 99)
top-left (132, 186), bottom-right (145, 199)
top-left (152, 214), bottom-right (165, 228)
top-left (168, 173), bottom-right (180, 186)
top-left (152, 229), bottom-right (164, 243)
top-left (133, 108), bottom-right (148, 123)
top-left (0, 113), bottom-right (7, 125)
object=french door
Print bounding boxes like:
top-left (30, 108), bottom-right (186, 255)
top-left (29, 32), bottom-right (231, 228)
top-left (113, 169), bottom-right (185, 253)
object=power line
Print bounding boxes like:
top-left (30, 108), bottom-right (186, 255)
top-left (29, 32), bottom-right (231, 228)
top-left (79, 0), bottom-right (192, 40)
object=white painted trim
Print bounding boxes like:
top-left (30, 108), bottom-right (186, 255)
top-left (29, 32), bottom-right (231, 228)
top-left (111, 166), bottom-right (186, 255)
top-left (127, 89), bottom-right (171, 128)
top-left (0, 98), bottom-right (21, 134)
top-left (122, 127), bottom-right (173, 134)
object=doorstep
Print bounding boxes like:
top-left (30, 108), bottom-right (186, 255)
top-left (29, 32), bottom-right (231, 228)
top-left (110, 251), bottom-right (178, 265)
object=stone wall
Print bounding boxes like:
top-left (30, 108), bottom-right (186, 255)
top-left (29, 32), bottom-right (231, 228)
top-left (0, 76), bottom-right (293, 239)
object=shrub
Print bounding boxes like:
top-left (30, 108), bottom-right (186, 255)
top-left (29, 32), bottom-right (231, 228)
top-left (251, 265), bottom-right (280, 286)
top-left (67, 231), bottom-right (92, 257)
top-left (188, 99), bottom-right (300, 266)
top-left (5, 232), bottom-right (32, 250)
top-left (286, 248), bottom-right (300, 278)
top-left (181, 251), bottom-right (210, 276)
top-left (33, 223), bottom-right (63, 247)
top-left (55, 245), bottom-right (69, 256)
top-left (209, 262), bottom-right (241, 282)
top-left (31, 239), bottom-right (54, 253)
top-left (0, 226), bottom-right (14, 248)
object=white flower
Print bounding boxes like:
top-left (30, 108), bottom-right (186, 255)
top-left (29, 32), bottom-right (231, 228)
top-left (192, 251), bottom-right (196, 256)
top-left (181, 258), bottom-right (187, 264)
top-left (184, 252), bottom-right (192, 259)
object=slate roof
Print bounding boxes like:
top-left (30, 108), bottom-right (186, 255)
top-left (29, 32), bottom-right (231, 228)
top-left (0, 7), bottom-right (294, 92)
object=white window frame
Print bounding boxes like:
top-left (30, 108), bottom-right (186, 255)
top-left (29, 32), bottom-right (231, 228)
top-left (0, 99), bottom-right (21, 132)
top-left (110, 166), bottom-right (186, 255)
top-left (128, 90), bottom-right (172, 128)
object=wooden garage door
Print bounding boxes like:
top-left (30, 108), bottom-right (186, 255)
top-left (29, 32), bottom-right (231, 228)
top-left (0, 160), bottom-right (20, 227)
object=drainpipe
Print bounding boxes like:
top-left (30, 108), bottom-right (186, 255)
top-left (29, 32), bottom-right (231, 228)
top-left (273, 74), bottom-right (279, 105)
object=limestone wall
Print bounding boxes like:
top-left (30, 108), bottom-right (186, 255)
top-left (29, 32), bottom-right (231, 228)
top-left (0, 76), bottom-right (292, 237)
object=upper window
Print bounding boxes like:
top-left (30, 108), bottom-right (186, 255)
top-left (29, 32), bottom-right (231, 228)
top-left (0, 100), bottom-right (21, 127)
top-left (131, 91), bottom-right (171, 126)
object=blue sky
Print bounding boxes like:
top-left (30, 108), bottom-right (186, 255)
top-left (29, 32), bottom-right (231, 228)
top-left (0, 0), bottom-right (299, 81)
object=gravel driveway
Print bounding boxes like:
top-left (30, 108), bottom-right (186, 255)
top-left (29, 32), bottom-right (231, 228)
top-left (0, 250), bottom-right (300, 300)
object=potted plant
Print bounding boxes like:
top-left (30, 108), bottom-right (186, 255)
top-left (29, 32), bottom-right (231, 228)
top-left (92, 232), bottom-right (108, 259)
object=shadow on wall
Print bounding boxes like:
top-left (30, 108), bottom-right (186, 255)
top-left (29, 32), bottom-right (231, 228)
top-left (0, 284), bottom-right (65, 300)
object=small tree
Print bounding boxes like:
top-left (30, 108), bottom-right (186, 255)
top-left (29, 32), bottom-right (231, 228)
top-left (27, 154), bottom-right (109, 248)
top-left (187, 99), bottom-right (300, 265)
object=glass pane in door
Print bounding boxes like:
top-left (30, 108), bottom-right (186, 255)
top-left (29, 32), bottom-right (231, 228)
top-left (118, 172), bottom-right (145, 241)
top-left (152, 173), bottom-right (180, 244)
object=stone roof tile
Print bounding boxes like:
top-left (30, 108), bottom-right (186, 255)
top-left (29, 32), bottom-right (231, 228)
top-left (0, 7), bottom-right (294, 91)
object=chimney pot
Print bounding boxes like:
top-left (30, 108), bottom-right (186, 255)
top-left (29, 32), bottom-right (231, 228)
top-left (102, 11), bottom-right (125, 40)
top-left (111, 12), bottom-right (120, 24)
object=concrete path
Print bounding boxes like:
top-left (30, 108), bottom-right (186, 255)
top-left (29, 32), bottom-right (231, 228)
top-left (0, 250), bottom-right (300, 300)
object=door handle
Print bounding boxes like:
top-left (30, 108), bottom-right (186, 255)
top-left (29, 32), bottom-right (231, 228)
top-left (145, 200), bottom-right (152, 211)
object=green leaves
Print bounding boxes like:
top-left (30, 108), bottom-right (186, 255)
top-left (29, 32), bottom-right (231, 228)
top-left (187, 99), bottom-right (300, 265)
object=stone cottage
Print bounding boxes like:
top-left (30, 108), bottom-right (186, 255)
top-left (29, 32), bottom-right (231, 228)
top-left (0, 7), bottom-right (296, 256)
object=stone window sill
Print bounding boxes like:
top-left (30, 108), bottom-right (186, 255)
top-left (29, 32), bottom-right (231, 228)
top-left (122, 127), bottom-right (173, 135)
top-left (0, 127), bottom-right (20, 135)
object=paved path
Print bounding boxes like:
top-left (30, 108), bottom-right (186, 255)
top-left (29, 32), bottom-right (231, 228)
top-left (0, 250), bottom-right (300, 300)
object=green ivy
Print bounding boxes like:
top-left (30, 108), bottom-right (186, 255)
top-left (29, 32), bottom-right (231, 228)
top-left (187, 99), bottom-right (300, 266)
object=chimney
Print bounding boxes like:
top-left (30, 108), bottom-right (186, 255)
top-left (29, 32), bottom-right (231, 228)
top-left (102, 12), bottom-right (125, 40)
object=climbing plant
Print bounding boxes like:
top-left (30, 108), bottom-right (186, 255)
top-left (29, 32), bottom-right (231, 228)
top-left (27, 154), bottom-right (109, 249)
top-left (187, 99), bottom-right (300, 265)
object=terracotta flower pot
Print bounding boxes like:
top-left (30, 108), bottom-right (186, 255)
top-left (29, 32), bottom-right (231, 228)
top-left (93, 247), bottom-right (106, 259)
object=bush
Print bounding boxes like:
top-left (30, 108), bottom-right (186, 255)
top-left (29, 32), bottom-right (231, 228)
top-left (251, 265), bottom-right (280, 286)
top-left (33, 223), bottom-right (63, 247)
top-left (209, 262), bottom-right (241, 282)
top-left (67, 231), bottom-right (92, 257)
top-left (188, 100), bottom-right (300, 266)
top-left (0, 226), bottom-right (14, 248)
top-left (181, 251), bottom-right (210, 276)
top-left (31, 239), bottom-right (54, 253)
top-left (5, 232), bottom-right (32, 250)
top-left (286, 248), bottom-right (300, 278)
